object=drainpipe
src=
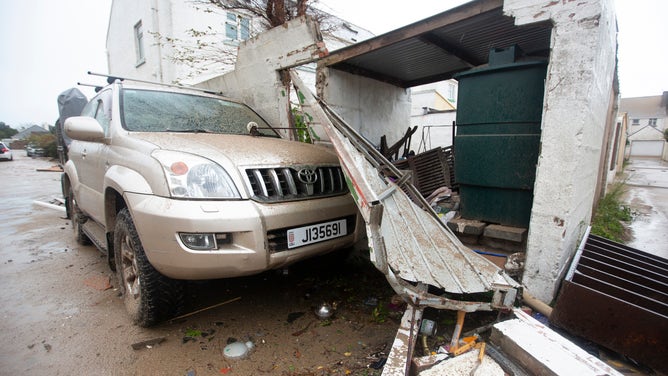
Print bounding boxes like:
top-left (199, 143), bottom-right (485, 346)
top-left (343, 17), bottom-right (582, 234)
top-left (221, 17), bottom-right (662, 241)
top-left (522, 289), bottom-right (553, 318)
top-left (151, 0), bottom-right (164, 82)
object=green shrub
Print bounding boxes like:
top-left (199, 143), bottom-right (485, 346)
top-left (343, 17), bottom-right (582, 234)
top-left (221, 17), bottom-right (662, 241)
top-left (591, 183), bottom-right (632, 243)
top-left (26, 133), bottom-right (57, 159)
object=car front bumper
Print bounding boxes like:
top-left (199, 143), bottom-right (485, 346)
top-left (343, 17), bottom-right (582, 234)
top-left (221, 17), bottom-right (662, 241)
top-left (125, 192), bottom-right (362, 280)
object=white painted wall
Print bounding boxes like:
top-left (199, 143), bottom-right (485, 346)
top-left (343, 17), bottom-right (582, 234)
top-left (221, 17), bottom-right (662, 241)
top-left (629, 126), bottom-right (666, 142)
top-left (604, 114), bottom-right (627, 188)
top-left (195, 17), bottom-right (327, 140)
top-left (409, 112), bottom-right (456, 154)
top-left (410, 81), bottom-right (458, 114)
top-left (319, 69), bottom-right (412, 148)
top-left (505, 0), bottom-right (618, 302)
top-left (107, 0), bottom-right (259, 83)
top-left (106, 0), bottom-right (161, 80)
top-left (408, 81), bottom-right (457, 153)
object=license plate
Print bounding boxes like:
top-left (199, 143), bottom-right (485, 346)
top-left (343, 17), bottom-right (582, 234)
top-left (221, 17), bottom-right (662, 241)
top-left (287, 219), bottom-right (348, 249)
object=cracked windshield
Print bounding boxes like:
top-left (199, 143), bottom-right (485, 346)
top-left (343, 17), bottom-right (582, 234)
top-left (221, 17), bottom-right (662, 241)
top-left (121, 89), bottom-right (278, 136)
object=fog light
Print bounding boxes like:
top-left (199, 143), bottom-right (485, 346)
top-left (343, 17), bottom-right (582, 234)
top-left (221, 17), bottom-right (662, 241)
top-left (180, 233), bottom-right (217, 250)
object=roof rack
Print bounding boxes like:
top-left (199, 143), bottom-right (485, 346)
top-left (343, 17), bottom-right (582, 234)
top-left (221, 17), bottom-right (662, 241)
top-left (86, 71), bottom-right (224, 95)
top-left (77, 82), bottom-right (104, 93)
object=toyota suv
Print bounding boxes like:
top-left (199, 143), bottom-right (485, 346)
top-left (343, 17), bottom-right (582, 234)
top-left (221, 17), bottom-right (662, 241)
top-left (62, 80), bottom-right (361, 326)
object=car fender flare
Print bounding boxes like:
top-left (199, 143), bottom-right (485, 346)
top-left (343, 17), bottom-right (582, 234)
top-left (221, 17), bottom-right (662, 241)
top-left (103, 166), bottom-right (154, 239)
top-left (63, 160), bottom-right (80, 193)
top-left (104, 165), bottom-right (153, 196)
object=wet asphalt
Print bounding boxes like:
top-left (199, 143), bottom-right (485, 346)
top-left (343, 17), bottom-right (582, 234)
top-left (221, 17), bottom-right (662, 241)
top-left (623, 157), bottom-right (668, 259)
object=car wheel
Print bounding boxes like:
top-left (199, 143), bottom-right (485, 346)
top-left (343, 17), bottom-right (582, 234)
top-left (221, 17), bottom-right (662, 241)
top-left (67, 187), bottom-right (91, 245)
top-left (114, 208), bottom-right (184, 327)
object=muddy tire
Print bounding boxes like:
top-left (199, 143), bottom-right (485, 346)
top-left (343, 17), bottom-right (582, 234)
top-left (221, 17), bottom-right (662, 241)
top-left (114, 208), bottom-right (184, 327)
top-left (66, 186), bottom-right (91, 245)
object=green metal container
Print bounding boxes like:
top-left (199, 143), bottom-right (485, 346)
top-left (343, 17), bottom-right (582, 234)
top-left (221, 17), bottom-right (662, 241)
top-left (454, 48), bottom-right (547, 227)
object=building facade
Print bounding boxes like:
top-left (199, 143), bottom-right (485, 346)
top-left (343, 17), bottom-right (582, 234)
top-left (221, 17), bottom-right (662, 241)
top-left (106, 0), bottom-right (374, 85)
top-left (409, 80), bottom-right (458, 154)
top-left (620, 92), bottom-right (668, 160)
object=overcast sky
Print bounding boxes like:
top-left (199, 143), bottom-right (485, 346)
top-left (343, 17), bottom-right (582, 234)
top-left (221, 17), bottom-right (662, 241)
top-left (0, 0), bottom-right (665, 128)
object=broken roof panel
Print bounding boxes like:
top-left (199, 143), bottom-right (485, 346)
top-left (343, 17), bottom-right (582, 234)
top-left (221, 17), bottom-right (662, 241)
top-left (318, 0), bottom-right (552, 87)
top-left (291, 71), bottom-right (519, 312)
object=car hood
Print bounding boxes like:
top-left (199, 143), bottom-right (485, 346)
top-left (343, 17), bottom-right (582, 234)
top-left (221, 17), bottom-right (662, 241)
top-left (132, 133), bottom-right (339, 166)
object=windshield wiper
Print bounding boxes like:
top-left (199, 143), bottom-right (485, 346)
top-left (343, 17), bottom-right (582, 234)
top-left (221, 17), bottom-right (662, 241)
top-left (165, 129), bottom-right (212, 133)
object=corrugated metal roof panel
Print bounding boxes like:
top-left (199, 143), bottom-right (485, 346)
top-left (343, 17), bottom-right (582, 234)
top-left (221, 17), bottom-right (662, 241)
top-left (320, 1), bottom-right (552, 87)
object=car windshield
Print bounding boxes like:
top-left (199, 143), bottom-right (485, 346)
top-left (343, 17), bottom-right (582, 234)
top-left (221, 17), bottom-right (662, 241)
top-left (120, 89), bottom-right (279, 137)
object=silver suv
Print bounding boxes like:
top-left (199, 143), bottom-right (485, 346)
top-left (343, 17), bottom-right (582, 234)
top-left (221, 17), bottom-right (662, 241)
top-left (62, 81), bottom-right (361, 326)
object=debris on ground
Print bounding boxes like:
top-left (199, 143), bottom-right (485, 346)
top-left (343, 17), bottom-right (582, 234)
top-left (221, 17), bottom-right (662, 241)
top-left (489, 309), bottom-right (623, 376)
top-left (223, 341), bottom-right (254, 360)
top-left (36, 165), bottom-right (64, 172)
top-left (419, 349), bottom-right (503, 376)
top-left (314, 302), bottom-right (335, 319)
top-left (182, 328), bottom-right (215, 344)
top-left (32, 197), bottom-right (66, 213)
top-left (169, 296), bottom-right (241, 322)
top-left (131, 337), bottom-right (166, 350)
top-left (83, 275), bottom-right (112, 291)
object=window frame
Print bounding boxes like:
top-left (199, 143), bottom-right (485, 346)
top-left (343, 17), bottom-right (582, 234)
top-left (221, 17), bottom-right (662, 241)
top-left (134, 20), bottom-right (146, 66)
top-left (224, 12), bottom-right (251, 44)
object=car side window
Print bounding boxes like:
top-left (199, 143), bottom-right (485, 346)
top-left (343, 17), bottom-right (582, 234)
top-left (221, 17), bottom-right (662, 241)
top-left (80, 97), bottom-right (98, 118)
top-left (95, 90), bottom-right (113, 135)
top-left (80, 90), bottom-right (113, 136)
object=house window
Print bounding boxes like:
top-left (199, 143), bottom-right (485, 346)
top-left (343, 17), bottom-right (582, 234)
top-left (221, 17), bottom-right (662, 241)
top-left (649, 118), bottom-right (657, 127)
top-left (134, 20), bottom-right (145, 66)
top-left (225, 12), bottom-right (250, 42)
top-left (631, 118), bottom-right (640, 125)
top-left (446, 83), bottom-right (457, 103)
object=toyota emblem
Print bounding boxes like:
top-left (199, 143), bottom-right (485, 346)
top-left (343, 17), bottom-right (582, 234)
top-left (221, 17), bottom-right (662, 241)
top-left (297, 168), bottom-right (318, 184)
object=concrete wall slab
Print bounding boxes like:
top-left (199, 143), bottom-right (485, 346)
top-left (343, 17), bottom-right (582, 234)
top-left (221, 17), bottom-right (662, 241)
top-left (505, 0), bottom-right (618, 302)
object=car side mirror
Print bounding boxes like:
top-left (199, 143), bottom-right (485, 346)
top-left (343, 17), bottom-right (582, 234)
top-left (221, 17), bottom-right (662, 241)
top-left (64, 116), bottom-right (105, 142)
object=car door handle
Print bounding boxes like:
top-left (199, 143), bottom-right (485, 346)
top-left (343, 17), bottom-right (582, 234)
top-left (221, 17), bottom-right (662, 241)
top-left (82, 150), bottom-right (87, 158)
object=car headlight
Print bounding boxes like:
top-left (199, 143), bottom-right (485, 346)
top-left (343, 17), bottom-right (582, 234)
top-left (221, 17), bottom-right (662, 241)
top-left (152, 150), bottom-right (240, 199)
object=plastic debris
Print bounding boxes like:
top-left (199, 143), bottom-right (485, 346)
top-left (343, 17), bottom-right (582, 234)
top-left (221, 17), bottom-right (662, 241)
top-left (420, 319), bottom-right (438, 336)
top-left (223, 341), bottom-right (254, 360)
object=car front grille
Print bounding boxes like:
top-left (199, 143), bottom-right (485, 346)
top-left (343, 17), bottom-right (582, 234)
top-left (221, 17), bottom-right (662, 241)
top-left (245, 166), bottom-right (348, 202)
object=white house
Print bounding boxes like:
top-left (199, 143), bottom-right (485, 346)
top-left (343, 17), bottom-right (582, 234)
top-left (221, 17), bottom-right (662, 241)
top-left (409, 80), bottom-right (458, 153)
top-left (620, 92), bottom-right (668, 160)
top-left (106, 0), bottom-right (374, 86)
